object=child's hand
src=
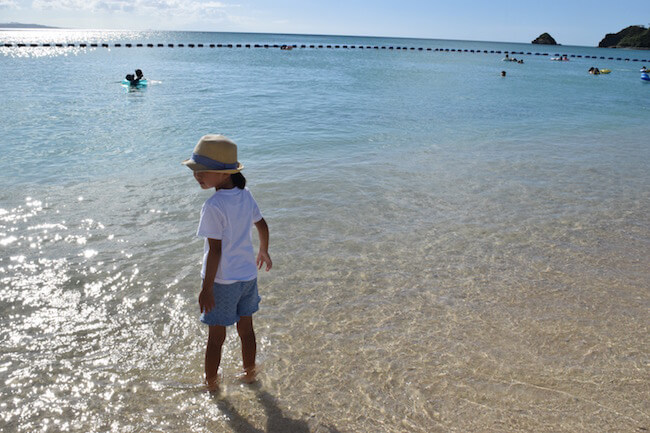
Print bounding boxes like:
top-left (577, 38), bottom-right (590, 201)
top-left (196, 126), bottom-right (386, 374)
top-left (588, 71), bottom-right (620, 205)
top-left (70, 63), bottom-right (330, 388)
top-left (199, 289), bottom-right (215, 313)
top-left (257, 250), bottom-right (272, 271)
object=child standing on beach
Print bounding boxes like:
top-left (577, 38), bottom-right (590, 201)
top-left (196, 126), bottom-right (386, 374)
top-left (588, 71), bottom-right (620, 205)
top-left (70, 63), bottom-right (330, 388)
top-left (182, 134), bottom-right (272, 390)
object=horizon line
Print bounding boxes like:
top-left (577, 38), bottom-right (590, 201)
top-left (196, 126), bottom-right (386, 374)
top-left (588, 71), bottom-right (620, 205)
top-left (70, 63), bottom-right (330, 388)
top-left (0, 25), bottom-right (613, 48)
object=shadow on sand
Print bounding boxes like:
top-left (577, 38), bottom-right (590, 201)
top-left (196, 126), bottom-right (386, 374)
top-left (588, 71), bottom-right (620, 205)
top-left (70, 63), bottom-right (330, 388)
top-left (213, 384), bottom-right (342, 433)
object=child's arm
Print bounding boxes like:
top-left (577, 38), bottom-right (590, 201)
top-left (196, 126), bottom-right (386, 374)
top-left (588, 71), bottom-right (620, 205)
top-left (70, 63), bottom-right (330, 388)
top-left (199, 238), bottom-right (221, 313)
top-left (254, 218), bottom-right (272, 271)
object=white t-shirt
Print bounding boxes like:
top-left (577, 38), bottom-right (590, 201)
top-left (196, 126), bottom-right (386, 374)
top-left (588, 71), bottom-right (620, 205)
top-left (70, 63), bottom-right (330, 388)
top-left (197, 187), bottom-right (263, 284)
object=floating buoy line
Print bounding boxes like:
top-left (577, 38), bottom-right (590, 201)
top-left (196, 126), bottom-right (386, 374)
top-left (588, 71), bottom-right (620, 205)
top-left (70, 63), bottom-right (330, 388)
top-left (2, 42), bottom-right (648, 62)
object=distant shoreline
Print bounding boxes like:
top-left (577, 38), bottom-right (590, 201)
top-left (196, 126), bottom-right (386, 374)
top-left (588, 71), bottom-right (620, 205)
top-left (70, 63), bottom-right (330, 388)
top-left (0, 23), bottom-right (60, 29)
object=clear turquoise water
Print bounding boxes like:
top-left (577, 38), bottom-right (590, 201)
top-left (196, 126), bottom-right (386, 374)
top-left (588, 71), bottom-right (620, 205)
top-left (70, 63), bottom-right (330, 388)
top-left (1, 30), bottom-right (649, 432)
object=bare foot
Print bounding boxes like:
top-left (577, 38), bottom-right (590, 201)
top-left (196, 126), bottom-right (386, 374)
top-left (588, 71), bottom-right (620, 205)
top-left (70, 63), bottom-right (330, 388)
top-left (205, 375), bottom-right (220, 391)
top-left (238, 366), bottom-right (257, 384)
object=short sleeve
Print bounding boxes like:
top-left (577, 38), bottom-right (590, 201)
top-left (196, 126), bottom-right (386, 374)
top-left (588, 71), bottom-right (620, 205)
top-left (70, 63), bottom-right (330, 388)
top-left (248, 189), bottom-right (263, 223)
top-left (251, 200), bottom-right (262, 223)
top-left (197, 202), bottom-right (225, 239)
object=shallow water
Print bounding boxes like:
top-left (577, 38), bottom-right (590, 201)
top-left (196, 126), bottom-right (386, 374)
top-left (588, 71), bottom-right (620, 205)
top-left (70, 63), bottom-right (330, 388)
top-left (1, 30), bottom-right (649, 432)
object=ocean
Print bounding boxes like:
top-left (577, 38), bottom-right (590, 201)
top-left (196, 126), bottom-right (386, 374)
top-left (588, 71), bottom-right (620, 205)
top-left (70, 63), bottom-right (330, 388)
top-left (1, 30), bottom-right (649, 432)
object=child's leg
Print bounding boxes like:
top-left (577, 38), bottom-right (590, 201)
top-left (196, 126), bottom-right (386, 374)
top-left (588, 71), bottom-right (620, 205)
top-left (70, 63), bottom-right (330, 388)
top-left (236, 316), bottom-right (256, 379)
top-left (205, 325), bottom-right (226, 386)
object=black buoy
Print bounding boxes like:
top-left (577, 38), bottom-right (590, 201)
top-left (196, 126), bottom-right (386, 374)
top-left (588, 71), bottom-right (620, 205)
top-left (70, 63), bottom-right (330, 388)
top-left (168, 44), bottom-right (174, 47)
top-left (188, 43), bottom-right (195, 47)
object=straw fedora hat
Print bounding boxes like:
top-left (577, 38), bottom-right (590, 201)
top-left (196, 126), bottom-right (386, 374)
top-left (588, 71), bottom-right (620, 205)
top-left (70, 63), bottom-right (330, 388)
top-left (182, 134), bottom-right (244, 174)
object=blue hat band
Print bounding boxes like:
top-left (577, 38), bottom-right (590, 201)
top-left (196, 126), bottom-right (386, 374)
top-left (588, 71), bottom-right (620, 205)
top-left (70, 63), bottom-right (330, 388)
top-left (191, 153), bottom-right (238, 170)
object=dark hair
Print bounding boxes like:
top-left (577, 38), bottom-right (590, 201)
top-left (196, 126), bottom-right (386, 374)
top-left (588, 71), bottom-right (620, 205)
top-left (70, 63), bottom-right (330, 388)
top-left (231, 172), bottom-right (246, 189)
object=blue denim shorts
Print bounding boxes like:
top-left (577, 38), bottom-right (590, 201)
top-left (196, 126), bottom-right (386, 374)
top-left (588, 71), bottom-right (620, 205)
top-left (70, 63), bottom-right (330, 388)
top-left (200, 278), bottom-right (260, 326)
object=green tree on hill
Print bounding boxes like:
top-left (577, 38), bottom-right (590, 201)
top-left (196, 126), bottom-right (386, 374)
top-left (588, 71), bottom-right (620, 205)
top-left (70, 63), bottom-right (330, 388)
top-left (599, 26), bottom-right (650, 48)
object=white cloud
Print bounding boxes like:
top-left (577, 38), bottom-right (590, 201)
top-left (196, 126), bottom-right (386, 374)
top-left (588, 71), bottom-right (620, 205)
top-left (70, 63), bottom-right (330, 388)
top-left (32, 0), bottom-right (232, 17)
top-left (0, 0), bottom-right (18, 8)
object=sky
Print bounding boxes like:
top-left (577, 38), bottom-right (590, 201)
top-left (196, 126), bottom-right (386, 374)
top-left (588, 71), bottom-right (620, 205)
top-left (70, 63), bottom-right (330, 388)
top-left (1, 0), bottom-right (649, 46)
